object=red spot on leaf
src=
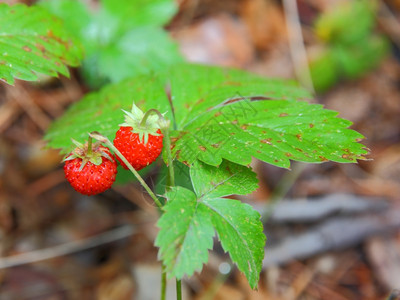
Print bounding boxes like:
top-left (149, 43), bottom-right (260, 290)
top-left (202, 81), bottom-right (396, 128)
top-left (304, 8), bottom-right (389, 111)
top-left (225, 166), bottom-right (234, 175)
top-left (36, 43), bottom-right (46, 53)
top-left (22, 46), bottom-right (31, 52)
top-left (223, 81), bottom-right (242, 88)
top-left (279, 113), bottom-right (288, 117)
top-left (199, 145), bottom-right (206, 152)
top-left (341, 154), bottom-right (352, 160)
top-left (309, 123), bottom-right (314, 128)
top-left (260, 138), bottom-right (272, 145)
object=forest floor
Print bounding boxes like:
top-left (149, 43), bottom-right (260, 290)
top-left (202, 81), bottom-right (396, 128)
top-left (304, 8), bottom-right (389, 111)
top-left (1, 0), bottom-right (400, 299)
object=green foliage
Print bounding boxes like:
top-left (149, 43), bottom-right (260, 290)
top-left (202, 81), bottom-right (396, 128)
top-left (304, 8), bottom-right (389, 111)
top-left (45, 63), bottom-right (370, 289)
top-left (315, 0), bottom-right (376, 45)
top-left (39, 0), bottom-right (182, 87)
top-left (0, 3), bottom-right (83, 85)
top-left (310, 0), bottom-right (389, 92)
top-left (156, 160), bottom-right (265, 288)
top-left (172, 97), bottom-right (367, 168)
top-left (45, 64), bottom-right (368, 168)
top-left (155, 186), bottom-right (215, 279)
top-left (190, 160), bottom-right (259, 198)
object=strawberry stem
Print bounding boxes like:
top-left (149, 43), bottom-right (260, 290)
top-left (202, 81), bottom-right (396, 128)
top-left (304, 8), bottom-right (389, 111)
top-left (161, 266), bottom-right (167, 300)
top-left (139, 108), bottom-right (164, 128)
top-left (89, 131), bottom-right (163, 209)
top-left (176, 279), bottom-right (182, 300)
top-left (87, 135), bottom-right (93, 156)
top-left (162, 124), bottom-right (175, 188)
top-left (140, 109), bottom-right (175, 188)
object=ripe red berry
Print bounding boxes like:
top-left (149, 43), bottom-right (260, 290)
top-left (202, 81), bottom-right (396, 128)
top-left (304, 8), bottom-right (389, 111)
top-left (64, 141), bottom-right (118, 196)
top-left (113, 103), bottom-right (164, 171)
top-left (114, 127), bottom-right (163, 170)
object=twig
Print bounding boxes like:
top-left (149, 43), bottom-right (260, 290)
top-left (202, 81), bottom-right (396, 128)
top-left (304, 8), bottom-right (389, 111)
top-left (6, 83), bottom-right (51, 131)
top-left (0, 225), bottom-right (134, 269)
top-left (282, 0), bottom-right (315, 94)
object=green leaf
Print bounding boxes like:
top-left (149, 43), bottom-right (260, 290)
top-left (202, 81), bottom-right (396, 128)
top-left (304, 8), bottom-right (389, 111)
top-left (44, 64), bottom-right (306, 151)
top-left (45, 71), bottom-right (171, 153)
top-left (0, 3), bottom-right (83, 85)
top-left (315, 0), bottom-right (376, 45)
top-left (38, 0), bottom-right (91, 41)
top-left (204, 197), bottom-right (265, 289)
top-left (334, 36), bottom-right (389, 79)
top-left (101, 0), bottom-right (177, 28)
top-left (155, 160), bottom-right (193, 196)
top-left (40, 0), bottom-right (181, 86)
top-left (156, 178), bottom-right (265, 289)
top-left (190, 160), bottom-right (258, 198)
top-left (155, 187), bottom-right (215, 278)
top-left (95, 26), bottom-right (182, 83)
top-left (172, 96), bottom-right (368, 168)
top-left (308, 50), bottom-right (339, 92)
top-left (45, 63), bottom-right (368, 169)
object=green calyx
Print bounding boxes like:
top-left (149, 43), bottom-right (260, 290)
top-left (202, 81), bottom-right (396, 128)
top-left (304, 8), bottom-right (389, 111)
top-left (63, 137), bottom-right (113, 171)
top-left (120, 102), bottom-right (165, 144)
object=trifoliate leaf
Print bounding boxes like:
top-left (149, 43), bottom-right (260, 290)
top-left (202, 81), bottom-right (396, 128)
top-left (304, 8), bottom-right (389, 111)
top-left (155, 177), bottom-right (265, 289)
top-left (45, 63), bottom-right (368, 169)
top-left (0, 3), bottom-right (83, 85)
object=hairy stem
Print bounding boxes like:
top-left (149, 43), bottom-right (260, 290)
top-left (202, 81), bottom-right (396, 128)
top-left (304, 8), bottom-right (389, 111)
top-left (163, 126), bottom-right (175, 189)
top-left (87, 135), bottom-right (93, 155)
top-left (176, 279), bottom-right (182, 300)
top-left (139, 108), bottom-right (175, 189)
top-left (161, 266), bottom-right (167, 300)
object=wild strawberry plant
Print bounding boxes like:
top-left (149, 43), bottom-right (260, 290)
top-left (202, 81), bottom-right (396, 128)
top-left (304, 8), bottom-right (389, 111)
top-left (1, 2), bottom-right (369, 299)
top-left (44, 64), bottom-right (368, 292)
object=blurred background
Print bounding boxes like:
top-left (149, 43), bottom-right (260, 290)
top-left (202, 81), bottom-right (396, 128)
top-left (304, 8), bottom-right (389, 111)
top-left (0, 0), bottom-right (400, 299)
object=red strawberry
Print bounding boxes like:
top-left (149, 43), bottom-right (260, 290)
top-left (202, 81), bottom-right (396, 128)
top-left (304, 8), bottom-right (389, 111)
top-left (114, 127), bottom-right (163, 170)
top-left (113, 104), bottom-right (164, 171)
top-left (64, 139), bottom-right (118, 196)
